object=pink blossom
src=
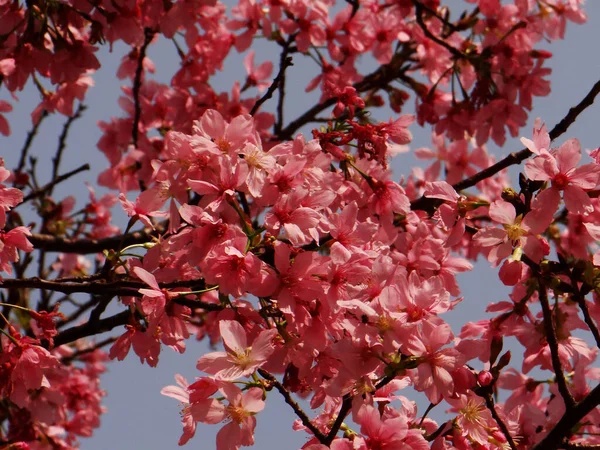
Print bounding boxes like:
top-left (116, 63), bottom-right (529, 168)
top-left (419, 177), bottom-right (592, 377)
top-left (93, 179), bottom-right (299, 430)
top-left (525, 137), bottom-right (600, 215)
top-left (196, 320), bottom-right (277, 380)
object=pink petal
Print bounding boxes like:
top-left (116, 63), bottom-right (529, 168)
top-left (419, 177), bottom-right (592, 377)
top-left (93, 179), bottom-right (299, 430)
top-left (199, 109), bottom-right (226, 139)
top-left (243, 51), bottom-right (255, 74)
top-left (570, 163), bottom-right (600, 189)
top-left (241, 387), bottom-right (266, 413)
top-left (489, 200), bottom-right (516, 225)
top-left (220, 320), bottom-right (247, 354)
top-left (556, 138), bottom-right (582, 173)
top-left (192, 398), bottom-right (227, 424)
top-left (216, 421), bottom-right (242, 450)
top-left (563, 185), bottom-right (593, 215)
top-left (133, 266), bottom-right (160, 291)
top-left (161, 385), bottom-right (189, 403)
top-left (249, 329), bottom-right (277, 362)
top-left (254, 61), bottom-right (273, 80)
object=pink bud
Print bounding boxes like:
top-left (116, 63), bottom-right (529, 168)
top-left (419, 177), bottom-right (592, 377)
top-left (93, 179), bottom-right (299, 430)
top-left (478, 370), bottom-right (493, 386)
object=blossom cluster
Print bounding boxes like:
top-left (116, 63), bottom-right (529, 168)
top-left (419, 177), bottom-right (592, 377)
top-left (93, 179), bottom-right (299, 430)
top-left (1, 0), bottom-right (599, 449)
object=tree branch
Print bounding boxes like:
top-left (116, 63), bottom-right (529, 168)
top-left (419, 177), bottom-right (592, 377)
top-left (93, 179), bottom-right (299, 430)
top-left (0, 277), bottom-right (221, 312)
top-left (53, 309), bottom-right (131, 347)
top-left (250, 55), bottom-right (293, 117)
top-left (258, 369), bottom-right (328, 442)
top-left (452, 77), bottom-right (600, 192)
top-left (15, 110), bottom-right (48, 181)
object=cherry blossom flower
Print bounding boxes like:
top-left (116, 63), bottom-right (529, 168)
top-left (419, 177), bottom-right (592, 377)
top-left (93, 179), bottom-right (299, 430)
top-left (196, 320), bottom-right (277, 380)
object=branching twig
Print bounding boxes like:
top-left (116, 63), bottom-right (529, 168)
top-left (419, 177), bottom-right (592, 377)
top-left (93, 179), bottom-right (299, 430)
top-left (277, 49), bottom-right (416, 140)
top-left (413, 0), bottom-right (464, 59)
top-left (451, 77), bottom-right (600, 192)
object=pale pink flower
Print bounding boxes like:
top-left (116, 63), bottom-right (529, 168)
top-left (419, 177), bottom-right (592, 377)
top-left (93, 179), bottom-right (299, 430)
top-left (216, 383), bottom-right (266, 450)
top-left (196, 320), bottom-right (277, 380)
top-left (405, 321), bottom-right (464, 403)
top-left (242, 51), bottom-right (273, 93)
top-left (525, 137), bottom-right (600, 215)
top-left (161, 375), bottom-right (225, 445)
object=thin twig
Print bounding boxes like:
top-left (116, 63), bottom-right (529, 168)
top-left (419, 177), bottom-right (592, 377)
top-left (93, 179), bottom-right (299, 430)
top-left (413, 0), bottom-right (464, 59)
top-left (132, 29), bottom-right (154, 148)
top-left (61, 337), bottom-right (117, 364)
top-left (538, 280), bottom-right (576, 409)
top-left (483, 393), bottom-right (518, 450)
top-left (250, 56), bottom-right (293, 116)
top-left (15, 110), bottom-right (48, 180)
top-left (258, 369), bottom-right (328, 442)
top-left (49, 103), bottom-right (86, 197)
top-left (452, 77), bottom-right (600, 192)
top-left (21, 163), bottom-right (90, 203)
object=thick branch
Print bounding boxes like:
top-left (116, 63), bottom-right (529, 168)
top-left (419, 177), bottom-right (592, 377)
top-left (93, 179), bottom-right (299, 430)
top-left (53, 309), bottom-right (131, 347)
top-left (28, 227), bottom-right (157, 253)
top-left (1, 277), bottom-right (221, 312)
top-left (532, 383), bottom-right (600, 450)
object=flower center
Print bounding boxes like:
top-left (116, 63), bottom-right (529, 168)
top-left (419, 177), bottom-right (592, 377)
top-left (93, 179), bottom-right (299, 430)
top-left (216, 137), bottom-right (231, 153)
top-left (226, 405), bottom-right (248, 424)
top-left (460, 399), bottom-right (485, 425)
top-left (233, 349), bottom-right (253, 369)
top-left (552, 172), bottom-right (570, 190)
top-left (503, 222), bottom-right (526, 242)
